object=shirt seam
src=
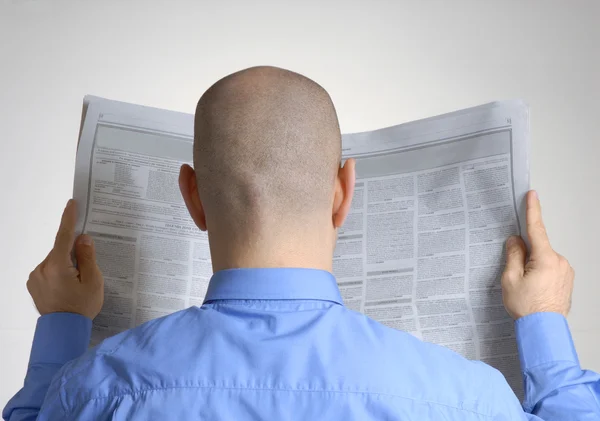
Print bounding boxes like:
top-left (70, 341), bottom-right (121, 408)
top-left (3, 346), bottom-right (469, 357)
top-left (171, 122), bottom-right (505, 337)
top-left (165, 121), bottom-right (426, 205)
top-left (521, 382), bottom-right (600, 414)
top-left (61, 333), bottom-right (132, 384)
top-left (521, 358), bottom-right (578, 410)
top-left (205, 298), bottom-right (344, 306)
top-left (207, 301), bottom-right (339, 310)
top-left (64, 385), bottom-right (492, 417)
top-left (521, 358), bottom-right (579, 373)
top-left (521, 361), bottom-right (598, 413)
top-left (60, 378), bottom-right (69, 417)
top-left (587, 384), bottom-right (600, 410)
top-left (28, 361), bottom-right (64, 368)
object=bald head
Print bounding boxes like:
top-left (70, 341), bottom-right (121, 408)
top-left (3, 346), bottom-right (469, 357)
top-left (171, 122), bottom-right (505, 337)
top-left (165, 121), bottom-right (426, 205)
top-left (193, 66), bottom-right (342, 234)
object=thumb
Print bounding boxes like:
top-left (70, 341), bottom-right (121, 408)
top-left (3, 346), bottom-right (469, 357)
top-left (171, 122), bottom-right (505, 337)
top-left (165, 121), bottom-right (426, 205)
top-left (74, 234), bottom-right (100, 283)
top-left (502, 236), bottom-right (527, 283)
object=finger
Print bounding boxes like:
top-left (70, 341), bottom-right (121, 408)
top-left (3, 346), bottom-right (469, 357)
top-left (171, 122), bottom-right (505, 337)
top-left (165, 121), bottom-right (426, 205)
top-left (525, 190), bottom-right (552, 256)
top-left (74, 234), bottom-right (100, 284)
top-left (502, 236), bottom-right (527, 283)
top-left (52, 199), bottom-right (78, 259)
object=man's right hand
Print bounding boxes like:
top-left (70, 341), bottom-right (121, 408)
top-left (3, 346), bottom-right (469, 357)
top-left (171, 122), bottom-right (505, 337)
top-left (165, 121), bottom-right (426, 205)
top-left (501, 190), bottom-right (575, 320)
top-left (26, 199), bottom-right (104, 320)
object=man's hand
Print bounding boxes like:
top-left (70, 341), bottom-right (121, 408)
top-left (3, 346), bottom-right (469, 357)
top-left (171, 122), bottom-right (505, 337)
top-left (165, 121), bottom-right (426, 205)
top-left (502, 190), bottom-right (574, 319)
top-left (27, 199), bottom-right (104, 320)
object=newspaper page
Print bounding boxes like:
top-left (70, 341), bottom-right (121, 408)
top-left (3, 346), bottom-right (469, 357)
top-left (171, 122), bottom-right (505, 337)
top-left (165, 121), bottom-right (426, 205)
top-left (74, 97), bottom-right (529, 397)
top-left (337, 101), bottom-right (529, 397)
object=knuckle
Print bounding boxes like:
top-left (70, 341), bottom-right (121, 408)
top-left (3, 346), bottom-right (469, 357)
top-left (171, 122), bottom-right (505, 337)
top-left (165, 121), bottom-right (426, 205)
top-left (533, 220), bottom-right (546, 233)
top-left (501, 271), bottom-right (518, 285)
top-left (557, 254), bottom-right (571, 270)
top-left (506, 247), bottom-right (522, 258)
top-left (43, 262), bottom-right (60, 278)
top-left (76, 245), bottom-right (94, 261)
top-left (542, 252), bottom-right (561, 267)
top-left (40, 263), bottom-right (51, 277)
top-left (59, 226), bottom-right (74, 238)
top-left (79, 248), bottom-right (93, 260)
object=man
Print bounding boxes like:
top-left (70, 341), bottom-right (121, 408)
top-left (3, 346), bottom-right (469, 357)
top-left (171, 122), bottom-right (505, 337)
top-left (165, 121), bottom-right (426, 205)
top-left (4, 66), bottom-right (600, 420)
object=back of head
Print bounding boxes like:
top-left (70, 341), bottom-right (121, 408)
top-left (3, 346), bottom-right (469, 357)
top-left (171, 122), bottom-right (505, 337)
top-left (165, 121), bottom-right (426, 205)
top-left (194, 66), bottom-right (342, 240)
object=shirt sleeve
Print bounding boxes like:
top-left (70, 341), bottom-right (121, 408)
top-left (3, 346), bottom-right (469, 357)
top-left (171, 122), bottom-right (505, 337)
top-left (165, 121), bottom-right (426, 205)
top-left (516, 312), bottom-right (600, 420)
top-left (2, 313), bottom-right (91, 421)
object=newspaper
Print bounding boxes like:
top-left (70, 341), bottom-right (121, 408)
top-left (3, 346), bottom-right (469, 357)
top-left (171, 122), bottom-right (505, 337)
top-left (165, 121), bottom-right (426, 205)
top-left (74, 96), bottom-right (529, 396)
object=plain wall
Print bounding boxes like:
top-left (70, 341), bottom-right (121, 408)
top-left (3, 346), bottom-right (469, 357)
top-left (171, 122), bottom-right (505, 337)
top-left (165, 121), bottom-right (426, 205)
top-left (0, 0), bottom-right (598, 407)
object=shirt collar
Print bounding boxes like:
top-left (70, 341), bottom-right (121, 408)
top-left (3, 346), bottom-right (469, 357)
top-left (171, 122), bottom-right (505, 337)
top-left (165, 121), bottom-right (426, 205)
top-left (203, 268), bottom-right (343, 305)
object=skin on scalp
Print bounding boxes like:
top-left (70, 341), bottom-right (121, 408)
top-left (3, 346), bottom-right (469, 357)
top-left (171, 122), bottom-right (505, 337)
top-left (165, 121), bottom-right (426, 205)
top-left (179, 65), bottom-right (355, 272)
top-left (193, 65), bottom-right (343, 235)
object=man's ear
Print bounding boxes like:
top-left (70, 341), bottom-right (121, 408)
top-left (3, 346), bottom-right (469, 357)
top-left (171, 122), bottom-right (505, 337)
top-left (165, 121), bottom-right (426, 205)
top-left (332, 158), bottom-right (356, 228)
top-left (179, 164), bottom-right (207, 231)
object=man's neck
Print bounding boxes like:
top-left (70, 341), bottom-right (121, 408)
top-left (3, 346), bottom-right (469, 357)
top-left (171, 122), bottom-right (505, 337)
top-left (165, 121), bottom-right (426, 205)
top-left (207, 229), bottom-right (335, 273)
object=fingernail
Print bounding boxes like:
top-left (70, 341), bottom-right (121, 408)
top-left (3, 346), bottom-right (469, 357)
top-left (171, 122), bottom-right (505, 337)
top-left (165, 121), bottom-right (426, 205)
top-left (78, 234), bottom-right (93, 246)
top-left (533, 190), bottom-right (538, 200)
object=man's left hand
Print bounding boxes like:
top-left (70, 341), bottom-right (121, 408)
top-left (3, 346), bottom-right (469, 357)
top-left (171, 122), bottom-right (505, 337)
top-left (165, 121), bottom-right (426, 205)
top-left (27, 199), bottom-right (104, 320)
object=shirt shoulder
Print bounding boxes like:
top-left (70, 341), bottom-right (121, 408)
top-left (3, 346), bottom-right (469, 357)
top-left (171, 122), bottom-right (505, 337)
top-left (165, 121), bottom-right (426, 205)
top-left (54, 307), bottom-right (203, 408)
top-left (329, 307), bottom-right (507, 415)
top-left (52, 304), bottom-right (514, 419)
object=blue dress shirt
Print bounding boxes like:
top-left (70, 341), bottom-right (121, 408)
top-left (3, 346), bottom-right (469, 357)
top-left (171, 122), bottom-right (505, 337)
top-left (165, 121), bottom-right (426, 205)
top-left (4, 268), bottom-right (600, 420)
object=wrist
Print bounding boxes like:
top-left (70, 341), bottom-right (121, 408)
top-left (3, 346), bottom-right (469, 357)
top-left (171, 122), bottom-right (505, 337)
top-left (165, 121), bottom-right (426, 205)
top-left (514, 309), bottom-right (568, 321)
top-left (38, 306), bottom-right (98, 320)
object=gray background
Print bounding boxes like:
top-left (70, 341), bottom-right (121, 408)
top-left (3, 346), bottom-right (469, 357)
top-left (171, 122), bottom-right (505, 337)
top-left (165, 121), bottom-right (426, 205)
top-left (0, 0), bottom-right (598, 405)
